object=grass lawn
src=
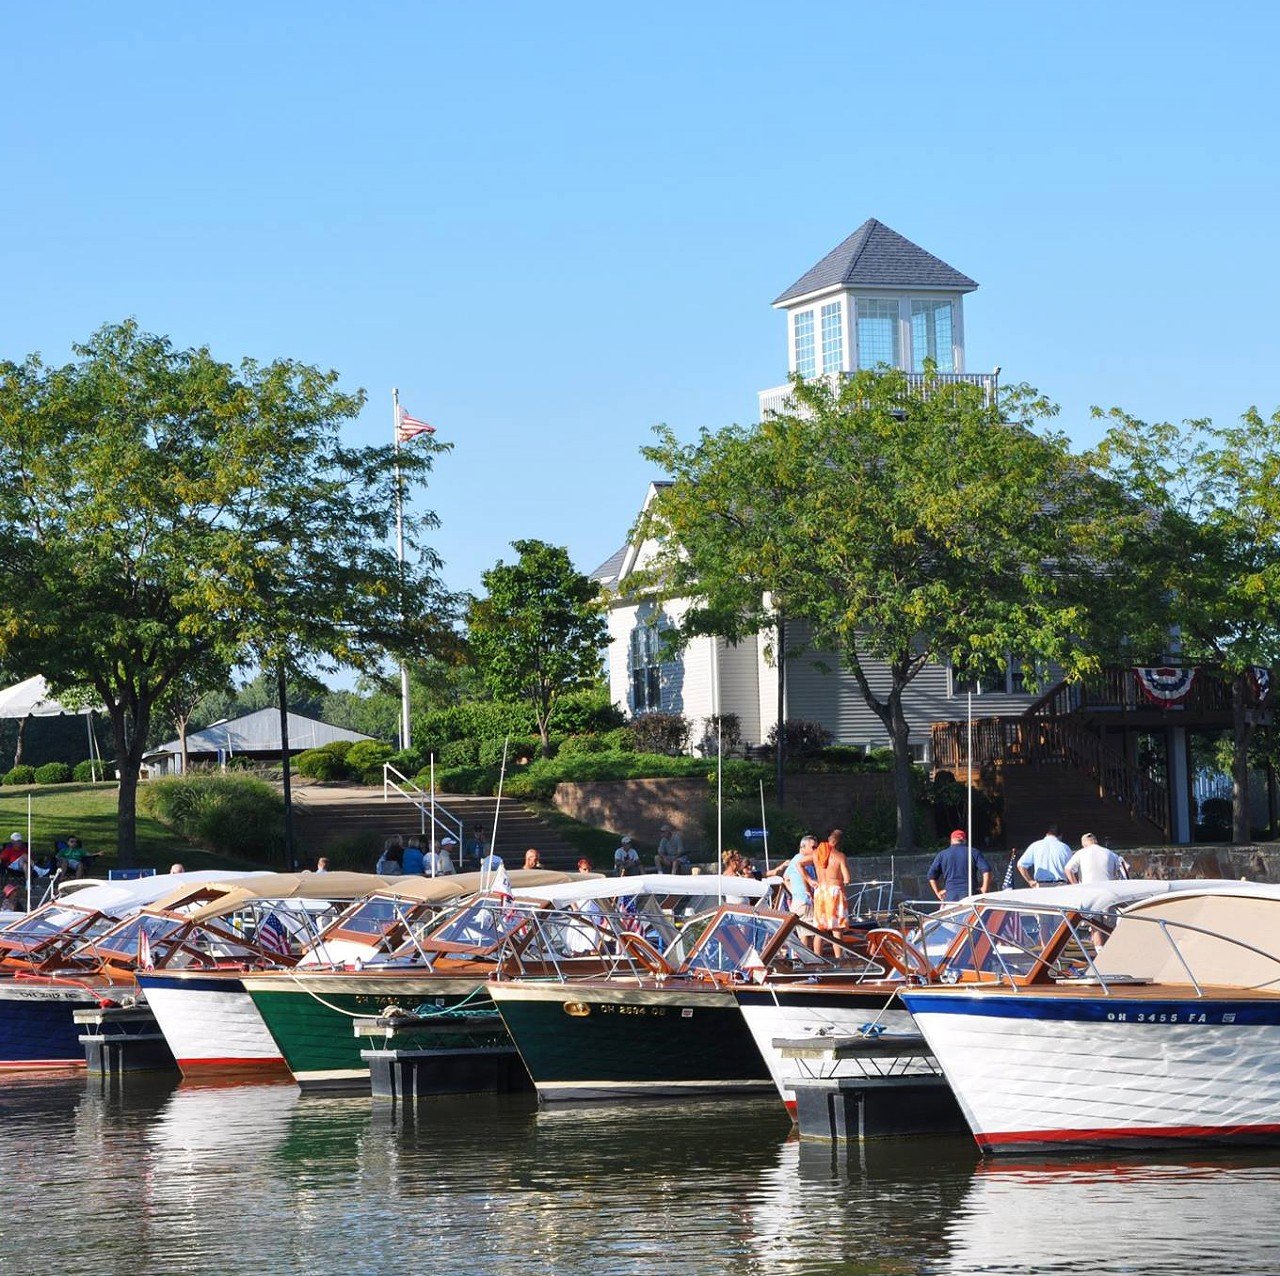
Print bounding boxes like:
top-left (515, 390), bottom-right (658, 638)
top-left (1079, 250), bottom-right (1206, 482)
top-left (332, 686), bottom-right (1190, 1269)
top-left (0, 783), bottom-right (259, 874)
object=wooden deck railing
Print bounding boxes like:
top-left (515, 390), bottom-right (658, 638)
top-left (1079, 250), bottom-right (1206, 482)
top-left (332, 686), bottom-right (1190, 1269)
top-left (1025, 668), bottom-right (1233, 719)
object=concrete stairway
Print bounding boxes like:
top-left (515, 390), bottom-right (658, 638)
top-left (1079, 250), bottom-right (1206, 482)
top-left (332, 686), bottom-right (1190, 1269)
top-left (291, 785), bottom-right (584, 871)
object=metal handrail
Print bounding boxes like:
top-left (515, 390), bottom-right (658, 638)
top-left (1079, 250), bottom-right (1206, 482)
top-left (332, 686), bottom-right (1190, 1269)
top-left (382, 763), bottom-right (465, 858)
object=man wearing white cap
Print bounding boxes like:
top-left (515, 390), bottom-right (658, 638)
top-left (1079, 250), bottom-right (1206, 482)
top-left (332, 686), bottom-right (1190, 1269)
top-left (424, 838), bottom-right (457, 876)
top-left (1, 833), bottom-right (48, 878)
top-left (614, 835), bottom-right (641, 877)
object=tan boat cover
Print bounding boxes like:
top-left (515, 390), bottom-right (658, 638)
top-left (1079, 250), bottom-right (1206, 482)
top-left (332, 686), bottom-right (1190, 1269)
top-left (379, 868), bottom-right (585, 905)
top-left (150, 871), bottom-right (397, 922)
top-left (1094, 884), bottom-right (1280, 989)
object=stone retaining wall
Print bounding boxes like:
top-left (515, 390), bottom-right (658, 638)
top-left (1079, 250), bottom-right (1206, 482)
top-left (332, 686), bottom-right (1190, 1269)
top-left (553, 773), bottom-right (896, 858)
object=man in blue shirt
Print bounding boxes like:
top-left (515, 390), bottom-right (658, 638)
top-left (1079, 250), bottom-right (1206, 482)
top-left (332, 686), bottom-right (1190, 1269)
top-left (401, 840), bottom-right (425, 875)
top-left (1016, 824), bottom-right (1073, 886)
top-left (928, 829), bottom-right (991, 902)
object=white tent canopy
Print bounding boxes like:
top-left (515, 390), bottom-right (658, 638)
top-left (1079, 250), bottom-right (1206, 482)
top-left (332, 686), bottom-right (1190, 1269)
top-left (0, 675), bottom-right (98, 719)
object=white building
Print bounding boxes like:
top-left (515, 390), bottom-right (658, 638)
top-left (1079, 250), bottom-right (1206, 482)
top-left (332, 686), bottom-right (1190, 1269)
top-left (594, 219), bottom-right (1041, 758)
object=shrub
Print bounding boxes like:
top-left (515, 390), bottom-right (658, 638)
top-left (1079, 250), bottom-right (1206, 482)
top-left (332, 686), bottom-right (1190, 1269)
top-left (34, 762), bottom-right (72, 785)
top-left (141, 773), bottom-right (284, 862)
top-left (550, 688), bottom-right (627, 735)
top-left (321, 740), bottom-right (356, 762)
top-left (439, 738), bottom-right (480, 767)
top-left (346, 739), bottom-right (394, 783)
top-left (503, 750), bottom-right (709, 801)
top-left (707, 801), bottom-right (806, 866)
top-left (386, 747), bottom-right (424, 777)
top-left (73, 759), bottom-right (109, 782)
top-left (426, 764), bottom-right (502, 795)
top-left (697, 714), bottom-right (742, 754)
top-left (556, 733), bottom-right (611, 758)
top-left (2, 766), bottom-right (35, 786)
top-left (296, 748), bottom-right (347, 781)
top-left (767, 718), bottom-right (834, 758)
top-left (478, 735), bottom-right (543, 768)
top-left (631, 712), bottom-right (690, 756)
top-left (601, 726), bottom-right (635, 753)
top-left (707, 759), bottom-right (770, 803)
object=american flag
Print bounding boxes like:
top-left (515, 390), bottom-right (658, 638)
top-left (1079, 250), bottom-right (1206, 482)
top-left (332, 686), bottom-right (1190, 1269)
top-left (396, 407), bottom-right (436, 443)
top-left (257, 912), bottom-right (291, 958)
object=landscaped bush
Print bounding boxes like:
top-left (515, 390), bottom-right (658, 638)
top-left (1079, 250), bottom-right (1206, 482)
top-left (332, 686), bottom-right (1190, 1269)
top-left (2, 766), bottom-right (35, 786)
top-left (141, 773), bottom-right (284, 862)
top-left (72, 759), bottom-right (109, 782)
top-left (766, 718), bottom-right (834, 758)
top-left (556, 733), bottom-right (611, 758)
top-left (386, 747), bottom-right (424, 777)
top-left (601, 726), bottom-right (635, 752)
top-left (321, 740), bottom-right (356, 762)
top-left (345, 739), bottom-right (394, 783)
top-left (296, 748), bottom-right (347, 781)
top-left (418, 702), bottom-right (535, 750)
top-left (478, 734), bottom-right (543, 767)
top-left (425, 764), bottom-right (502, 795)
top-left (709, 801), bottom-right (807, 866)
top-left (549, 688), bottom-right (627, 735)
top-left (439, 738), bottom-right (480, 767)
top-left (502, 750), bottom-right (709, 801)
top-left (34, 762), bottom-right (72, 785)
top-left (707, 759), bottom-right (770, 802)
top-left (630, 712), bottom-right (690, 756)
top-left (698, 713), bottom-right (742, 755)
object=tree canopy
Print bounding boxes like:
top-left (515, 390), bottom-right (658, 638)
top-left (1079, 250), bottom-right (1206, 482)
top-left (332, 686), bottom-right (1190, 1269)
top-left (640, 369), bottom-right (1114, 850)
top-left (467, 539), bottom-right (610, 756)
top-left (0, 321), bottom-right (450, 862)
top-left (1090, 404), bottom-right (1280, 841)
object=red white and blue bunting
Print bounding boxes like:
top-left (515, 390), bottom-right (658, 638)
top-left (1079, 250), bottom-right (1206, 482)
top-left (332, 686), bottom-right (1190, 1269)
top-left (1135, 666), bottom-right (1196, 706)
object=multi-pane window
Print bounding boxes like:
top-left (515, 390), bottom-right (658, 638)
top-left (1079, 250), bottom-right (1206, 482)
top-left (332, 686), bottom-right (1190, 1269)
top-left (911, 299), bottom-right (955, 372)
top-left (630, 625), bottom-right (663, 713)
top-left (820, 301), bottom-right (844, 373)
top-left (793, 310), bottom-right (816, 377)
top-left (856, 298), bottom-right (900, 368)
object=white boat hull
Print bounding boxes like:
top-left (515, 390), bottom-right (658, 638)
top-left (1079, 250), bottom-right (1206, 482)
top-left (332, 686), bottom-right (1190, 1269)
top-left (733, 987), bottom-right (916, 1109)
top-left (136, 973), bottom-right (287, 1077)
top-left (903, 989), bottom-right (1280, 1152)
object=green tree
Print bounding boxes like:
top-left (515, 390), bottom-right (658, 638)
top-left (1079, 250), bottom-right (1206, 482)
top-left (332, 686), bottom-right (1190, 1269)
top-left (0, 321), bottom-right (449, 863)
top-left (468, 540), bottom-right (610, 757)
top-left (640, 369), bottom-right (1111, 852)
top-left (1090, 405), bottom-right (1280, 842)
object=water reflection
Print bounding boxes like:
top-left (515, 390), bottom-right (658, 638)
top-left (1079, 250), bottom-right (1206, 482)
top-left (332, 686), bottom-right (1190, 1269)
top-left (2, 1077), bottom-right (1279, 1275)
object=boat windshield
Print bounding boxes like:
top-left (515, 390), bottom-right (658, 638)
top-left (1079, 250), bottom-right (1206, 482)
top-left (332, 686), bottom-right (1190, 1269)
top-left (82, 913), bottom-right (185, 963)
top-left (676, 910), bottom-right (789, 975)
top-left (0, 905), bottom-right (106, 956)
top-left (320, 895), bottom-right (416, 939)
top-left (922, 903), bottom-right (1074, 981)
top-left (418, 897), bottom-right (528, 954)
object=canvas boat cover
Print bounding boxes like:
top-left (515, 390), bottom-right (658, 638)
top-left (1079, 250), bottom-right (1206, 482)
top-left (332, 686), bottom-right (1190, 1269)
top-left (150, 871), bottom-right (403, 923)
top-left (1095, 882), bottom-right (1280, 988)
top-left (509, 872), bottom-right (768, 904)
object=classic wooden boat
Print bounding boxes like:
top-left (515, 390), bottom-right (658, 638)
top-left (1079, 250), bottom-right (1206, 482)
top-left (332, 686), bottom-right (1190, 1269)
top-left (902, 881), bottom-right (1280, 1153)
top-left (0, 870), bottom-right (266, 1069)
top-left (242, 873), bottom-right (735, 1092)
top-left (490, 890), bottom-right (803, 1104)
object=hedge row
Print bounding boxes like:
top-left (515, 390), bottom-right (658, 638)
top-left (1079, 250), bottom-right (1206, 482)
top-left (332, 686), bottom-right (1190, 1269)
top-left (140, 773), bottom-right (284, 862)
top-left (2, 760), bottom-right (109, 786)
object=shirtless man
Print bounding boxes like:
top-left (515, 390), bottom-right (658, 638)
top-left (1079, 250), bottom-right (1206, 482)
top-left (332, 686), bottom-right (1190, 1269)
top-left (811, 828), bottom-right (851, 958)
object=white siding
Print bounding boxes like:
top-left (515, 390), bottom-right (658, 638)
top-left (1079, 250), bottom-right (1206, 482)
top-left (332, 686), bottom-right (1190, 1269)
top-left (715, 635), bottom-right (762, 745)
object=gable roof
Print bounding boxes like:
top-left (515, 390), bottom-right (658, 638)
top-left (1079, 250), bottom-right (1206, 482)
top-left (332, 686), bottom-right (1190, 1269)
top-left (773, 218), bottom-right (978, 304)
top-left (589, 544), bottom-right (628, 587)
top-left (148, 708), bottom-right (373, 758)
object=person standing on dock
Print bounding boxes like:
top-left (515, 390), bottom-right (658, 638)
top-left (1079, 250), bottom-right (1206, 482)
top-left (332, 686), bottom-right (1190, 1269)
top-left (927, 830), bottom-right (991, 902)
top-left (1016, 824), bottom-right (1073, 887)
top-left (812, 829), bottom-right (851, 956)
top-left (1064, 833), bottom-right (1128, 884)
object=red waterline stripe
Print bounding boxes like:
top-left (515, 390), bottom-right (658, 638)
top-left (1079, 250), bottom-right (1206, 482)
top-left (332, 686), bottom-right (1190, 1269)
top-left (980, 1121), bottom-right (1280, 1148)
top-left (177, 1057), bottom-right (285, 1069)
top-left (0, 1060), bottom-right (86, 1070)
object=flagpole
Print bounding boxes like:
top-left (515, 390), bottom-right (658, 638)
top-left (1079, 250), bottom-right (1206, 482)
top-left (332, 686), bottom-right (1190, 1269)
top-left (393, 387), bottom-right (411, 752)
top-left (967, 690), bottom-right (974, 898)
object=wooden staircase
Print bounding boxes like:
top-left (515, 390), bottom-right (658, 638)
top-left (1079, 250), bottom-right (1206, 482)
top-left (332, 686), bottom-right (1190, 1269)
top-left (932, 681), bottom-right (1173, 848)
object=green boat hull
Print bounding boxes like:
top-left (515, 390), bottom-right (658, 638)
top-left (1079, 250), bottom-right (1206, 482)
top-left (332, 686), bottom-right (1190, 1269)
top-left (242, 972), bottom-right (493, 1091)
top-left (491, 981), bottom-right (773, 1103)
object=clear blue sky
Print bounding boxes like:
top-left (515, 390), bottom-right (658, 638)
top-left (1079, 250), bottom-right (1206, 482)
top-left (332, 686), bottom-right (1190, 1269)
top-left (4, 2), bottom-right (1278, 606)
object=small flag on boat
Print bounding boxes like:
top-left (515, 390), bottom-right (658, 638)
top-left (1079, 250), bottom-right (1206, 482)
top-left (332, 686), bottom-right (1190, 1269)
top-left (1002, 850), bottom-right (1018, 891)
top-left (137, 924), bottom-right (153, 971)
top-left (396, 407), bottom-right (436, 443)
top-left (742, 946), bottom-right (767, 984)
top-left (257, 912), bottom-right (291, 957)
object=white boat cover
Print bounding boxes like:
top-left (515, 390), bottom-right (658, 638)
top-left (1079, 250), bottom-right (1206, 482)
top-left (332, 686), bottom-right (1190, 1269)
top-left (48, 871), bottom-right (269, 920)
top-left (1096, 882), bottom-right (1280, 987)
top-left (509, 872), bottom-right (768, 904)
top-left (943, 878), bottom-right (1245, 917)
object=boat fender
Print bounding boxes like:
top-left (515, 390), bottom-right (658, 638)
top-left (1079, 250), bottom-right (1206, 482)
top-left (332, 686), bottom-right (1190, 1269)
top-left (96, 997), bottom-right (114, 1009)
top-left (859, 1023), bottom-right (886, 1038)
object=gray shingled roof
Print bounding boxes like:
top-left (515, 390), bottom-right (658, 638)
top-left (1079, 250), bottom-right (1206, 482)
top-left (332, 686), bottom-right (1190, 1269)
top-left (774, 219), bottom-right (978, 304)
top-left (590, 545), bottom-right (627, 585)
top-left (148, 708), bottom-right (372, 758)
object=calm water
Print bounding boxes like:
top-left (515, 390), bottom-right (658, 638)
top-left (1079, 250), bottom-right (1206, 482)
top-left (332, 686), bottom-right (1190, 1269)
top-left (2, 1076), bottom-right (1279, 1275)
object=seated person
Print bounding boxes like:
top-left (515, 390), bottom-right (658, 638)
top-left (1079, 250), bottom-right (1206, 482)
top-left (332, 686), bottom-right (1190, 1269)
top-left (56, 835), bottom-right (94, 878)
top-left (401, 840), bottom-right (426, 875)
top-left (655, 825), bottom-right (690, 874)
top-left (1, 833), bottom-right (48, 877)
top-left (423, 838), bottom-right (456, 876)
top-left (0, 884), bottom-right (19, 911)
top-left (375, 843), bottom-right (403, 876)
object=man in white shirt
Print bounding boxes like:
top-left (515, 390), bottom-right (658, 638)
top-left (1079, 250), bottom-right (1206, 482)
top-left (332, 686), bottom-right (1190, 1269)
top-left (614, 836), bottom-right (641, 876)
top-left (423, 837), bottom-right (457, 876)
top-left (1064, 833), bottom-right (1129, 885)
top-left (1017, 824), bottom-right (1074, 886)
